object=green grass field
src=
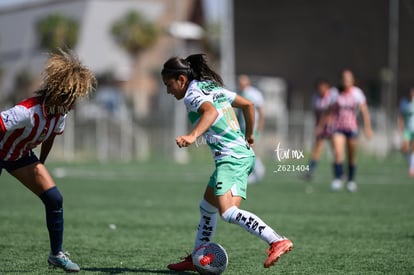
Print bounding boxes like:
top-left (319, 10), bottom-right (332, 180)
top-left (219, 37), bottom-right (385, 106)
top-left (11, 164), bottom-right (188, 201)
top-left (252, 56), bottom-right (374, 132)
top-left (1, 153), bottom-right (413, 274)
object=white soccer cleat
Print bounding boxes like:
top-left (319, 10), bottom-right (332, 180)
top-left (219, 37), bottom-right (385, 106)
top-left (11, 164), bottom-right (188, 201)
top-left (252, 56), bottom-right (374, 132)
top-left (331, 179), bottom-right (343, 191)
top-left (346, 181), bottom-right (358, 192)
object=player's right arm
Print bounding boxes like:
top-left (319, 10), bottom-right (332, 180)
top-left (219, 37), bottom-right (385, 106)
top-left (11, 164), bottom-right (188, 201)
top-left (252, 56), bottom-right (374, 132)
top-left (232, 95), bottom-right (255, 145)
top-left (360, 103), bottom-right (373, 139)
top-left (176, 101), bottom-right (218, 148)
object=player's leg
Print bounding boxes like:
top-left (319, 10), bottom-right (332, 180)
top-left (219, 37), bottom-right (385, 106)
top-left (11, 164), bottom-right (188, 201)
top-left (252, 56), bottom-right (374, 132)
top-left (167, 173), bottom-right (220, 272)
top-left (345, 136), bottom-right (358, 192)
top-left (215, 188), bottom-right (292, 268)
top-left (194, 186), bottom-right (219, 250)
top-left (8, 157), bottom-right (79, 272)
top-left (306, 137), bottom-right (325, 179)
top-left (409, 136), bottom-right (414, 177)
top-left (401, 130), bottom-right (411, 163)
top-left (331, 133), bottom-right (345, 190)
top-left (213, 157), bottom-right (292, 268)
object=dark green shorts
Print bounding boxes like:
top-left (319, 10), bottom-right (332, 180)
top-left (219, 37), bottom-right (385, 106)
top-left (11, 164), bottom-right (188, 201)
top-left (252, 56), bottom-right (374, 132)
top-left (208, 156), bottom-right (255, 199)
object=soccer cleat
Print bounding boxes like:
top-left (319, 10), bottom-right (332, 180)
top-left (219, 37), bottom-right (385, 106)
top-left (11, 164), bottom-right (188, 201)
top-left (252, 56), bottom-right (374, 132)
top-left (331, 179), bottom-right (343, 191)
top-left (346, 181), bottom-right (358, 192)
top-left (167, 254), bottom-right (196, 272)
top-left (264, 239), bottom-right (293, 268)
top-left (48, 251), bottom-right (80, 272)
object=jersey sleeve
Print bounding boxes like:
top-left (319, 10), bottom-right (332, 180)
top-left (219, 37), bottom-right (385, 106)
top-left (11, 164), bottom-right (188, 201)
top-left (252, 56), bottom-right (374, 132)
top-left (222, 88), bottom-right (237, 104)
top-left (0, 105), bottom-right (31, 132)
top-left (329, 88), bottom-right (339, 106)
top-left (354, 87), bottom-right (366, 105)
top-left (184, 88), bottom-right (212, 112)
top-left (53, 115), bottom-right (66, 135)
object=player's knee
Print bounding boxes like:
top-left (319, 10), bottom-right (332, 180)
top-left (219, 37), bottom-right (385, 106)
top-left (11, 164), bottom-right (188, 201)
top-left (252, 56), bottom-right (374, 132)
top-left (39, 186), bottom-right (63, 209)
top-left (199, 199), bottom-right (218, 214)
top-left (220, 206), bottom-right (238, 222)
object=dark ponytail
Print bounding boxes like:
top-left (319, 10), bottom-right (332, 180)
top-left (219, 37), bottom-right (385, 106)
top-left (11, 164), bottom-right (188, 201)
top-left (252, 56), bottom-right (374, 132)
top-left (161, 54), bottom-right (223, 86)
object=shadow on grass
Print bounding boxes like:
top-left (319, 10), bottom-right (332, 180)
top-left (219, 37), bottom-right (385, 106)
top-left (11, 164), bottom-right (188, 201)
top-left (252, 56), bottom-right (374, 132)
top-left (82, 267), bottom-right (194, 274)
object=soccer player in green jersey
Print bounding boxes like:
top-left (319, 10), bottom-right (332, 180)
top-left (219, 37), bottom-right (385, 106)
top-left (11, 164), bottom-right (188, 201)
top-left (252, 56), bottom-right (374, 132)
top-left (161, 54), bottom-right (292, 271)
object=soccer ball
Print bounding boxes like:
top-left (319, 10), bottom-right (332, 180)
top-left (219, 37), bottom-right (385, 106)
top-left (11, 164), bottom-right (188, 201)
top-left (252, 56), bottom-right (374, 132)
top-left (192, 242), bottom-right (228, 275)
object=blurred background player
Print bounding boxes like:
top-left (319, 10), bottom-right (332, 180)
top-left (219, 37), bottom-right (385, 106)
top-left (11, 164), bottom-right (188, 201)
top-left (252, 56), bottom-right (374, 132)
top-left (238, 74), bottom-right (265, 183)
top-left (0, 50), bottom-right (96, 272)
top-left (161, 54), bottom-right (292, 271)
top-left (329, 69), bottom-right (372, 192)
top-left (397, 87), bottom-right (414, 177)
top-left (304, 78), bottom-right (338, 180)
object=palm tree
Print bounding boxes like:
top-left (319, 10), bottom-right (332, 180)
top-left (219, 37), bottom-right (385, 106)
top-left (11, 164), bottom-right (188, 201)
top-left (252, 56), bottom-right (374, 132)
top-left (111, 10), bottom-right (159, 57)
top-left (36, 14), bottom-right (79, 52)
top-left (110, 10), bottom-right (159, 118)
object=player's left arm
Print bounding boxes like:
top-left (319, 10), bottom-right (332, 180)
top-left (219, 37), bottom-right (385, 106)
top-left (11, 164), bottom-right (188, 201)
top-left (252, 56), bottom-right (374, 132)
top-left (176, 102), bottom-right (218, 148)
top-left (232, 95), bottom-right (255, 145)
top-left (39, 134), bottom-right (56, 164)
top-left (257, 105), bottom-right (265, 132)
top-left (360, 103), bottom-right (373, 139)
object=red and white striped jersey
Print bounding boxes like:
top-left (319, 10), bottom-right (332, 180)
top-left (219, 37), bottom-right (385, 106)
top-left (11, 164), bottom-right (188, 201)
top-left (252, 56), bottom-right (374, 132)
top-left (312, 87), bottom-right (339, 125)
top-left (331, 87), bottom-right (366, 132)
top-left (0, 96), bottom-right (66, 161)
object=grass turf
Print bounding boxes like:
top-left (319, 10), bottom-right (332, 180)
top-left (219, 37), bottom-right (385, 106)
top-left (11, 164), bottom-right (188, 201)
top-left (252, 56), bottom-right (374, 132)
top-left (0, 153), bottom-right (413, 274)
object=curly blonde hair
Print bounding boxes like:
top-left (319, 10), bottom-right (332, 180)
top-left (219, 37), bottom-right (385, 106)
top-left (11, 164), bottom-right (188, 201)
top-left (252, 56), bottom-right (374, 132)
top-left (36, 49), bottom-right (97, 110)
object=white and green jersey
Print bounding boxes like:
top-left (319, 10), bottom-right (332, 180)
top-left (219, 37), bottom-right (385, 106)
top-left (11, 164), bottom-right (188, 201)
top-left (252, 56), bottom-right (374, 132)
top-left (239, 85), bottom-right (264, 134)
top-left (400, 98), bottom-right (414, 132)
top-left (184, 80), bottom-right (255, 160)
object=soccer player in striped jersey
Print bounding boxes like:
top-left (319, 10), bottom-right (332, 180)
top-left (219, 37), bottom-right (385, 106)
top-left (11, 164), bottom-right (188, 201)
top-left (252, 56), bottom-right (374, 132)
top-left (0, 50), bottom-right (96, 272)
top-left (304, 78), bottom-right (338, 180)
top-left (329, 70), bottom-right (372, 192)
top-left (161, 54), bottom-right (292, 271)
top-left (397, 87), bottom-right (414, 177)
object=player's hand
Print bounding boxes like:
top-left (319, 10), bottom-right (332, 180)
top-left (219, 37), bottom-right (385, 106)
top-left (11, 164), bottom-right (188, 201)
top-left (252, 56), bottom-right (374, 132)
top-left (246, 135), bottom-right (255, 148)
top-left (315, 126), bottom-right (323, 137)
top-left (176, 135), bottom-right (196, 148)
top-left (364, 128), bottom-right (373, 139)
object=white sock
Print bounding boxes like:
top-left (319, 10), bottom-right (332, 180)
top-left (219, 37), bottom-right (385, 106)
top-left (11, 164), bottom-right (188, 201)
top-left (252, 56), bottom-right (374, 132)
top-left (410, 153), bottom-right (414, 172)
top-left (221, 206), bottom-right (283, 244)
top-left (254, 158), bottom-right (266, 180)
top-left (194, 199), bottom-right (218, 250)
